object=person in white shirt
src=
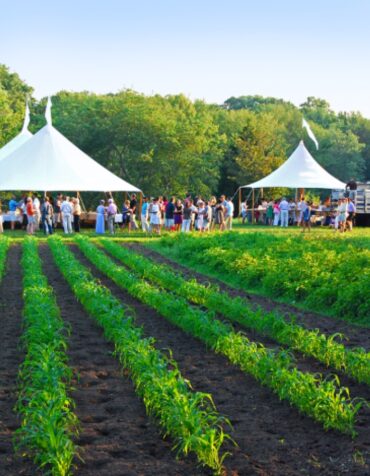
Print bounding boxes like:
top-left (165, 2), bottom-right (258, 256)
top-left (297, 197), bottom-right (306, 225)
top-left (60, 196), bottom-right (73, 234)
top-left (225, 198), bottom-right (234, 230)
top-left (33, 194), bottom-right (41, 231)
top-left (279, 197), bottom-right (289, 227)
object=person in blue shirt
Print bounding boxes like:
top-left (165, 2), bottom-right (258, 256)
top-left (141, 196), bottom-right (150, 232)
top-left (8, 195), bottom-right (19, 230)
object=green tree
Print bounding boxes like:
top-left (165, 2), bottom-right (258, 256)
top-left (0, 64), bottom-right (33, 145)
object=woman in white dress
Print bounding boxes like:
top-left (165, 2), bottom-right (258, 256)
top-left (149, 198), bottom-right (161, 235)
top-left (337, 198), bottom-right (348, 233)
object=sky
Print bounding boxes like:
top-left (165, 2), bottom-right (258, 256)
top-left (1, 0), bottom-right (370, 117)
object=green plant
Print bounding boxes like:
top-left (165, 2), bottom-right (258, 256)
top-left (48, 235), bottom-right (230, 474)
top-left (100, 239), bottom-right (370, 387)
top-left (15, 237), bottom-right (79, 476)
top-left (75, 235), bottom-right (362, 436)
top-left (148, 232), bottom-right (370, 324)
top-left (0, 236), bottom-right (10, 281)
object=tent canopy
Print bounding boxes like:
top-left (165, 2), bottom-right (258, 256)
top-left (242, 141), bottom-right (345, 190)
top-left (0, 124), bottom-right (140, 192)
top-left (0, 102), bottom-right (33, 162)
top-left (0, 129), bottom-right (33, 162)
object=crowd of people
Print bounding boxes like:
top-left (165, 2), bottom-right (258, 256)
top-left (241, 196), bottom-right (356, 232)
top-left (0, 192), bottom-right (357, 235)
top-left (0, 194), bottom-right (82, 235)
top-left (95, 194), bottom-right (235, 235)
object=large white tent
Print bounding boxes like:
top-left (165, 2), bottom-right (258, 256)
top-left (0, 103), bottom-right (33, 162)
top-left (0, 123), bottom-right (140, 192)
top-left (242, 141), bottom-right (345, 190)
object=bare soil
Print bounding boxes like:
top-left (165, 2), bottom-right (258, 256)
top-left (67, 243), bottom-right (370, 476)
top-left (0, 245), bottom-right (36, 475)
top-left (1, 242), bottom-right (369, 475)
top-left (39, 244), bottom-right (205, 476)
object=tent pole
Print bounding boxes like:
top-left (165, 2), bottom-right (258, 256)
top-left (77, 191), bottom-right (86, 212)
top-left (252, 188), bottom-right (255, 224)
top-left (139, 192), bottom-right (143, 217)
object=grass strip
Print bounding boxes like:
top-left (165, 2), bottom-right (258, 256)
top-left (48, 235), bottom-right (230, 475)
top-left (101, 239), bottom-right (370, 387)
top-left (75, 235), bottom-right (362, 436)
top-left (16, 237), bottom-right (79, 476)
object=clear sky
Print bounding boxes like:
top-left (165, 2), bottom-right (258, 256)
top-left (1, 0), bottom-right (370, 117)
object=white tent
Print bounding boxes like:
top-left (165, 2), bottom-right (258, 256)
top-left (0, 102), bottom-right (33, 162)
top-left (0, 129), bottom-right (32, 162)
top-left (242, 141), bottom-right (345, 190)
top-left (0, 123), bottom-right (140, 192)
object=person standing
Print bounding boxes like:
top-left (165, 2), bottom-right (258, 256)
top-left (266, 200), bottom-right (274, 225)
top-left (241, 199), bottom-right (248, 224)
top-left (96, 200), bottom-right (106, 234)
top-left (346, 198), bottom-right (356, 231)
top-left (288, 199), bottom-right (297, 225)
top-left (197, 201), bottom-right (207, 232)
top-left (182, 199), bottom-right (194, 232)
top-left (107, 198), bottom-right (117, 234)
top-left (121, 200), bottom-right (132, 232)
top-left (26, 197), bottom-right (35, 235)
top-left (345, 179), bottom-right (357, 201)
top-left (141, 197), bottom-right (150, 232)
top-left (215, 198), bottom-right (226, 231)
top-left (73, 198), bottom-right (82, 233)
top-left (149, 198), bottom-right (161, 235)
top-left (273, 201), bottom-right (280, 226)
top-left (301, 201), bottom-right (312, 233)
top-left (41, 197), bottom-right (54, 235)
top-left (20, 196), bottom-right (28, 230)
top-left (174, 199), bottom-right (183, 231)
top-left (165, 197), bottom-right (176, 230)
top-left (53, 194), bottom-right (62, 229)
top-left (279, 197), bottom-right (289, 227)
top-left (33, 194), bottom-right (41, 231)
top-left (225, 197), bottom-right (234, 230)
top-left (129, 193), bottom-right (139, 230)
top-left (337, 198), bottom-right (348, 233)
top-left (61, 196), bottom-right (73, 234)
top-left (8, 195), bottom-right (18, 231)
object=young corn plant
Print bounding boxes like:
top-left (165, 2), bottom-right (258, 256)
top-left (0, 235), bottom-right (10, 281)
top-left (100, 239), bottom-right (370, 387)
top-left (48, 235), bottom-right (231, 475)
top-left (16, 237), bottom-right (79, 476)
top-left (75, 236), bottom-right (362, 436)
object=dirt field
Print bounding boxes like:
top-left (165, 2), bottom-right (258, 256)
top-left (0, 242), bottom-right (369, 475)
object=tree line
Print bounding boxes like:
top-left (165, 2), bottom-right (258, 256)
top-left (1, 64), bottom-right (369, 202)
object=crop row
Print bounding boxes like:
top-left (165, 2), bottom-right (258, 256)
top-left (74, 235), bottom-right (362, 436)
top-left (151, 233), bottom-right (370, 323)
top-left (0, 236), bottom-right (9, 281)
top-left (100, 240), bottom-right (370, 386)
top-left (48, 236), bottom-right (230, 474)
top-left (17, 238), bottom-right (78, 475)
